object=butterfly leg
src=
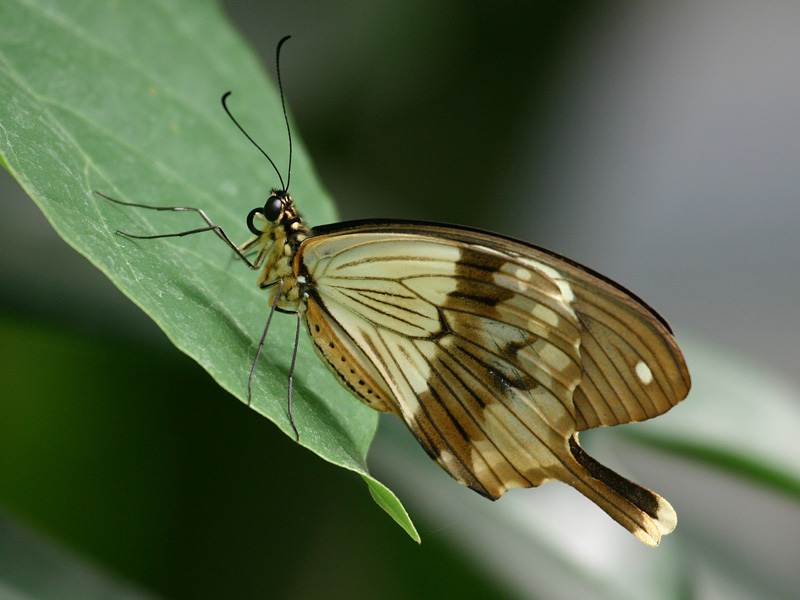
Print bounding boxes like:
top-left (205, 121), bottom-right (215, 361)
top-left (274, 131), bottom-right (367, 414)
top-left (285, 311), bottom-right (302, 442)
top-left (94, 191), bottom-right (257, 269)
top-left (249, 279), bottom-right (284, 405)
top-left (248, 279), bottom-right (300, 441)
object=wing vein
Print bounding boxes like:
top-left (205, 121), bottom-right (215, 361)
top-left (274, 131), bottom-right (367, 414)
top-left (434, 338), bottom-right (578, 481)
top-left (422, 342), bottom-right (534, 488)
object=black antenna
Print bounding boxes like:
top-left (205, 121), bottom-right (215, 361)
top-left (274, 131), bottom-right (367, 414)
top-left (275, 35), bottom-right (293, 191)
top-left (221, 35), bottom-right (294, 192)
top-left (222, 91), bottom-right (285, 191)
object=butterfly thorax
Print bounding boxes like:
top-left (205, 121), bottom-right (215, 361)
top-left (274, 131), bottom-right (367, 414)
top-left (241, 191), bottom-right (311, 311)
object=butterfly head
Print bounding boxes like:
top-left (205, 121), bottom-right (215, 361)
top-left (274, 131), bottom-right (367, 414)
top-left (241, 187), bottom-right (309, 301)
top-left (246, 189), bottom-right (289, 236)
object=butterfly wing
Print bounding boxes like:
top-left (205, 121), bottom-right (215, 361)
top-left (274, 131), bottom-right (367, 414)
top-left (297, 220), bottom-right (690, 544)
top-left (511, 237), bottom-right (691, 431)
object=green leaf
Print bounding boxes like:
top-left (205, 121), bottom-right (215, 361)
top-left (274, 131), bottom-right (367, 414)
top-left (0, 0), bottom-right (416, 540)
top-left (364, 475), bottom-right (420, 542)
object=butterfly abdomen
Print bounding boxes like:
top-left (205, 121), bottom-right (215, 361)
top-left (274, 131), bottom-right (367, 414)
top-left (304, 294), bottom-right (398, 415)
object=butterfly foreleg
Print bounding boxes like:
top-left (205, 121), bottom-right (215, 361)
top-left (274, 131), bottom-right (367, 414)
top-left (94, 191), bottom-right (257, 269)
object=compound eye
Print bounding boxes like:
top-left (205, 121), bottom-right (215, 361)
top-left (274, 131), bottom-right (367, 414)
top-left (264, 196), bottom-right (284, 221)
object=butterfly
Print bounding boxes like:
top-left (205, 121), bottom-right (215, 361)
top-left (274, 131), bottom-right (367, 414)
top-left (96, 37), bottom-right (690, 547)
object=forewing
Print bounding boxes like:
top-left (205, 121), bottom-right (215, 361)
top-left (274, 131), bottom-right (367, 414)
top-left (513, 249), bottom-right (691, 430)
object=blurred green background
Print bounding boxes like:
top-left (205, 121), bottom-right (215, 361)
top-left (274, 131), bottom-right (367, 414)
top-left (2, 1), bottom-right (799, 599)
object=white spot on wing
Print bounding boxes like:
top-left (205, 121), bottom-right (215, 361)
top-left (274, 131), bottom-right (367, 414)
top-left (635, 361), bottom-right (653, 385)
